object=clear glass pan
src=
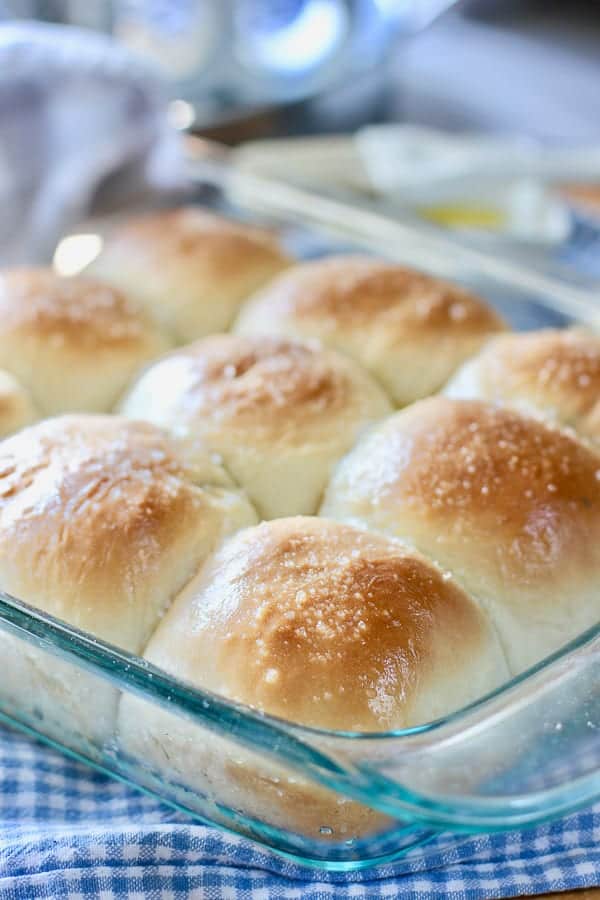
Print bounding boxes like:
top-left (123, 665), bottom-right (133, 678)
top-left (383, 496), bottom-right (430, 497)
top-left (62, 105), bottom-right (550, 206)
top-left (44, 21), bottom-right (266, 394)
top-left (1, 144), bottom-right (599, 870)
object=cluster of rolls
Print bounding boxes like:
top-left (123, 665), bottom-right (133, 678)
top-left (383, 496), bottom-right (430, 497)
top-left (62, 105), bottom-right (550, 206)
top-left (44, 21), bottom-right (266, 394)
top-left (1, 206), bottom-right (599, 839)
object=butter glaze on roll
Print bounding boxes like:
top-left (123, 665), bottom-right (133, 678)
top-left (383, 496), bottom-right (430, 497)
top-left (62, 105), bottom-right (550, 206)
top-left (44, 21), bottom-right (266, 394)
top-left (85, 208), bottom-right (291, 342)
top-left (0, 268), bottom-right (170, 415)
top-left (235, 255), bottom-right (505, 405)
top-left (120, 334), bottom-right (392, 519)
top-left (0, 414), bottom-right (257, 742)
top-left (0, 369), bottom-right (37, 436)
top-left (445, 328), bottom-right (600, 448)
top-left (119, 517), bottom-right (507, 837)
top-left (321, 397), bottom-right (600, 673)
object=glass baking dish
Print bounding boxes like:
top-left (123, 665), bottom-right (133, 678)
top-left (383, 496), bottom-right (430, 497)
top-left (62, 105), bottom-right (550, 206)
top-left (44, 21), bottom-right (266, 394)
top-left (1, 141), bottom-right (599, 871)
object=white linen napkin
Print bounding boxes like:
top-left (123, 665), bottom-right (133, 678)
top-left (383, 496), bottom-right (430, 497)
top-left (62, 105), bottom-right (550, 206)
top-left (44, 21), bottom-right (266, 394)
top-left (0, 21), bottom-right (185, 265)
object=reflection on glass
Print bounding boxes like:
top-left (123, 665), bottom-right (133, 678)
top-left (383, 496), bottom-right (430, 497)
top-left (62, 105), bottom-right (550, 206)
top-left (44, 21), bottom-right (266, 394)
top-left (233, 0), bottom-right (348, 74)
top-left (53, 233), bottom-right (102, 276)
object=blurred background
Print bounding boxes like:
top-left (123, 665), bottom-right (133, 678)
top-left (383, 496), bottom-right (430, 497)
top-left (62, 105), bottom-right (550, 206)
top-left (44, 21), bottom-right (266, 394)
top-left (1, 0), bottom-right (599, 278)
top-left (2, 0), bottom-right (599, 139)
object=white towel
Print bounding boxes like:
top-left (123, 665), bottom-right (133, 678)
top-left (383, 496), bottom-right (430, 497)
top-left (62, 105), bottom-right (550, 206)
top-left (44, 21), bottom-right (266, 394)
top-left (0, 21), bottom-right (185, 265)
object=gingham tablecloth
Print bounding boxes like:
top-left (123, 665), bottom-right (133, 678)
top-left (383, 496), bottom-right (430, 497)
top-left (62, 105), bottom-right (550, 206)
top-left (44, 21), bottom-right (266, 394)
top-left (0, 726), bottom-right (598, 900)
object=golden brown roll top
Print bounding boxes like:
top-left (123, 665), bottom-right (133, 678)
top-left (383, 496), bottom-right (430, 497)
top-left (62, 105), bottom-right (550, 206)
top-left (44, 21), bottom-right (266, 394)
top-left (0, 414), bottom-right (257, 651)
top-left (234, 255), bottom-right (505, 406)
top-left (85, 208), bottom-right (291, 343)
top-left (0, 369), bottom-right (38, 436)
top-left (118, 517), bottom-right (507, 839)
top-left (119, 334), bottom-right (392, 519)
top-left (321, 397), bottom-right (600, 673)
top-left (0, 268), bottom-right (170, 415)
top-left (445, 328), bottom-right (600, 448)
top-left (137, 517), bottom-right (508, 730)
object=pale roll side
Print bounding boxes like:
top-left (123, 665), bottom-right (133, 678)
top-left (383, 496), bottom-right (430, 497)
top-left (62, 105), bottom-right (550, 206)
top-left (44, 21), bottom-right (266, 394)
top-left (0, 368), bottom-right (38, 436)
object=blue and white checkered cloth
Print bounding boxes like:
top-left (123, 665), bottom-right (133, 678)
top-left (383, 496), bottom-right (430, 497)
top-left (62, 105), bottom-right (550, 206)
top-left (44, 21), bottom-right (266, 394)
top-left (0, 725), bottom-right (598, 900)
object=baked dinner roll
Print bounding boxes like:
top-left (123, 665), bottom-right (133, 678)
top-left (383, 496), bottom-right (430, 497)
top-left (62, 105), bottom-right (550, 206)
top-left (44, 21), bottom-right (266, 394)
top-left (0, 268), bottom-right (170, 415)
top-left (119, 517), bottom-right (507, 838)
top-left (85, 208), bottom-right (291, 343)
top-left (120, 334), bottom-right (392, 519)
top-left (234, 255), bottom-right (505, 406)
top-left (0, 414), bottom-right (257, 744)
top-left (0, 369), bottom-right (37, 436)
top-left (321, 397), bottom-right (600, 674)
top-left (445, 328), bottom-right (600, 448)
